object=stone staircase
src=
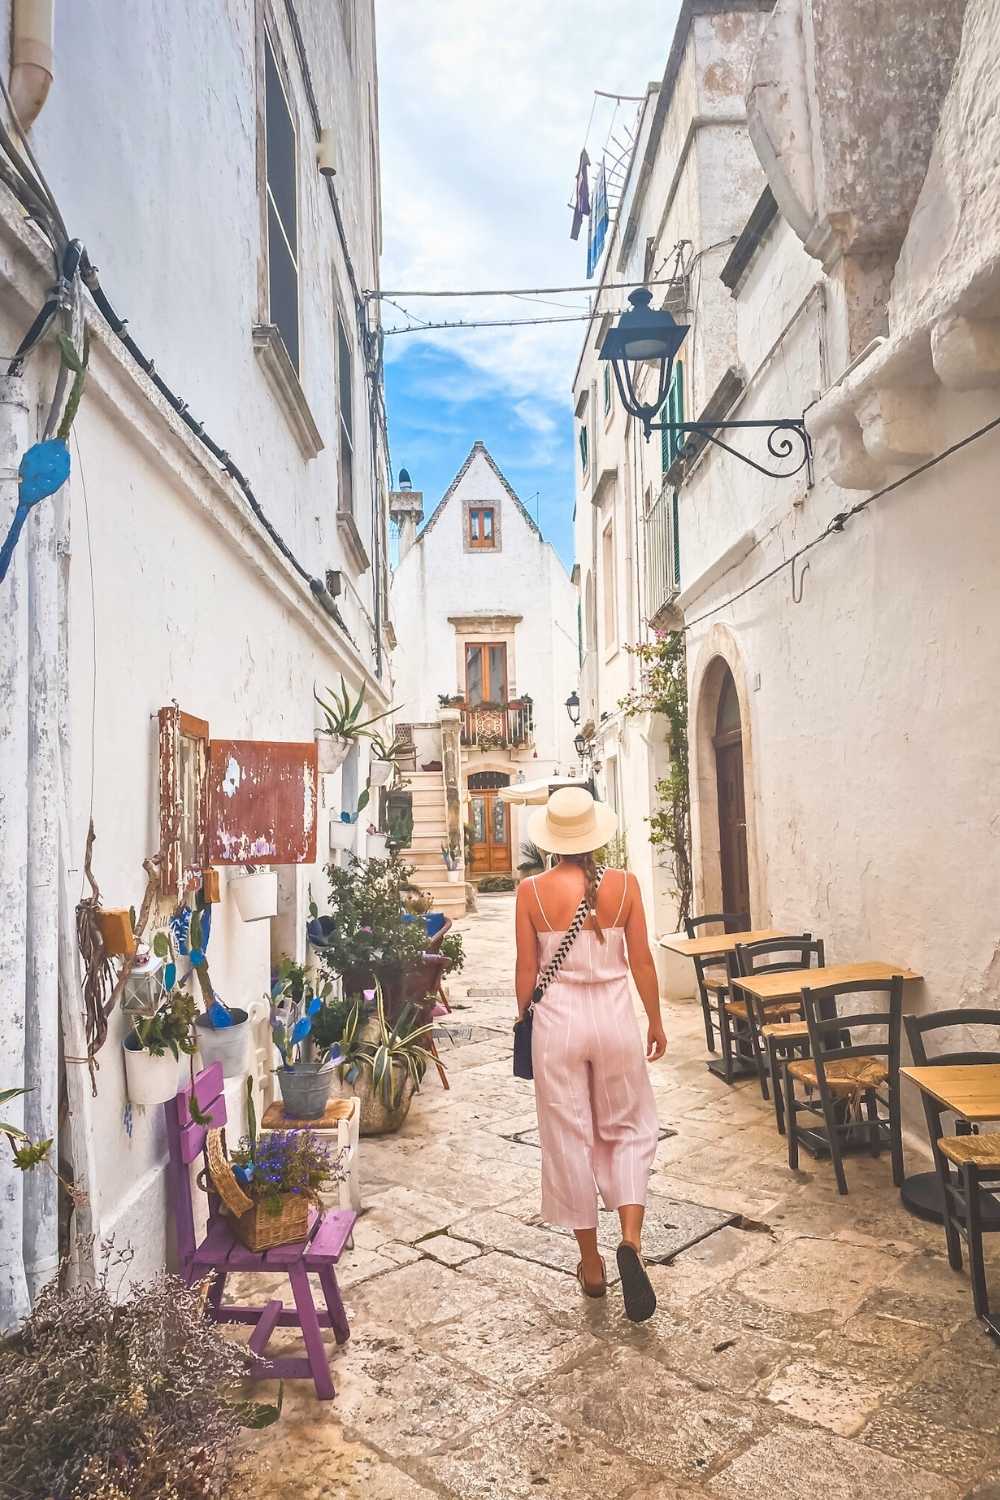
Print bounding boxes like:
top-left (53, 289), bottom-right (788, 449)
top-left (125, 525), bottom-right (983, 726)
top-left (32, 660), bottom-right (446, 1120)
top-left (401, 770), bottom-right (466, 918)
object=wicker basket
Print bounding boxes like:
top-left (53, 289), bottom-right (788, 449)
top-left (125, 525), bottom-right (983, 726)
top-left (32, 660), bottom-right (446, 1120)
top-left (204, 1128), bottom-right (311, 1251)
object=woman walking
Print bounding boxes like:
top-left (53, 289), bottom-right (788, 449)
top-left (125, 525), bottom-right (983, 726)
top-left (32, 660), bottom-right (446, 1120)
top-left (514, 786), bottom-right (667, 1321)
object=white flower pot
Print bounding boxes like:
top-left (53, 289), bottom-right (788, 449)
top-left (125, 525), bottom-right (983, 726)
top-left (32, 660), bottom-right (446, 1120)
top-left (316, 735), bottom-right (352, 773)
top-left (368, 758), bottom-right (393, 787)
top-left (230, 870), bottom-right (278, 922)
top-left (656, 932), bottom-right (697, 1002)
top-left (330, 817), bottom-right (357, 853)
top-left (447, 868), bottom-right (463, 884)
top-left (123, 1036), bottom-right (183, 1107)
top-left (195, 1009), bottom-right (250, 1079)
top-left (367, 832), bottom-right (389, 859)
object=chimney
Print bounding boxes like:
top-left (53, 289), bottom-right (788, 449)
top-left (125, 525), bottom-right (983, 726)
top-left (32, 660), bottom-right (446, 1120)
top-left (389, 488), bottom-right (424, 561)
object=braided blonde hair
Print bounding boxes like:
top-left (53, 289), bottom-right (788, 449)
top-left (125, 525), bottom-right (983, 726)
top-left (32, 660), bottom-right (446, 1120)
top-left (560, 852), bottom-right (605, 942)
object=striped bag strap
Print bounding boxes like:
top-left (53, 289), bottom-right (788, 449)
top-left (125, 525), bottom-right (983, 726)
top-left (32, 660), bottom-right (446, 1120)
top-left (530, 865), bottom-right (606, 1009)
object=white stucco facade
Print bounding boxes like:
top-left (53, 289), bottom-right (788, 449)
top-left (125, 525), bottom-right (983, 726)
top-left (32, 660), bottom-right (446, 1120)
top-left (0, 0), bottom-right (390, 1325)
top-left (391, 442), bottom-right (579, 875)
top-left (571, 0), bottom-right (772, 937)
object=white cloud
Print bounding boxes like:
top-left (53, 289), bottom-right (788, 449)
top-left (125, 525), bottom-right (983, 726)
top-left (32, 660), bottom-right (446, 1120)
top-left (376, 0), bottom-right (679, 408)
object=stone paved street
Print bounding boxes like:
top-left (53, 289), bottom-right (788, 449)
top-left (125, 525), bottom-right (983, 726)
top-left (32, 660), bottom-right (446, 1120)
top-left (249, 896), bottom-right (1000, 1498)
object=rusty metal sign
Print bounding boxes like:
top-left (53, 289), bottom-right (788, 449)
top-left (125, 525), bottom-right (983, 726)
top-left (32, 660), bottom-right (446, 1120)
top-left (206, 739), bottom-right (318, 865)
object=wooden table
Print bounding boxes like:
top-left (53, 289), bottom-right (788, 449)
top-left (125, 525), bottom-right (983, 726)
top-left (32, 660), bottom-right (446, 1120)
top-left (901, 1065), bottom-right (1000, 1315)
top-left (731, 960), bottom-right (923, 1004)
top-left (658, 928), bottom-right (789, 959)
top-left (901, 1065), bottom-right (1000, 1123)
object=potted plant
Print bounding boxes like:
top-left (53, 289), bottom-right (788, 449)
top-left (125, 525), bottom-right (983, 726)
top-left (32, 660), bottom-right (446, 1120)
top-left (228, 862), bottom-right (278, 922)
top-left (314, 677), bottom-right (398, 774)
top-left (122, 976), bottom-right (197, 1106)
top-left (441, 843), bottom-right (463, 883)
top-left (269, 958), bottom-right (341, 1119)
top-left (367, 727), bottom-right (406, 789)
top-left (307, 855), bottom-right (431, 1017)
top-left (330, 809), bottom-right (359, 852)
top-left (211, 1098), bottom-right (341, 1251)
top-left (333, 986), bottom-right (439, 1135)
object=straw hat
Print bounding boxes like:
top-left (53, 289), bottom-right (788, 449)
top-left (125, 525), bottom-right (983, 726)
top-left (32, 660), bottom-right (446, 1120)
top-left (527, 786), bottom-right (617, 856)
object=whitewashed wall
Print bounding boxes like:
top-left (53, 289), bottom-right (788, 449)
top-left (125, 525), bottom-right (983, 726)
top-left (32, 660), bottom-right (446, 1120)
top-left (0, 0), bottom-right (388, 1313)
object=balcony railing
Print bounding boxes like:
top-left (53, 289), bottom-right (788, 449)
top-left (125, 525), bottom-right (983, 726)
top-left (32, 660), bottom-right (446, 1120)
top-left (458, 699), bottom-right (534, 750)
top-left (645, 478), bottom-right (680, 626)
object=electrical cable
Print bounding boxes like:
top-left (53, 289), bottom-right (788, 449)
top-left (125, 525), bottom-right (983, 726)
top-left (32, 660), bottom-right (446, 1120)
top-left (682, 412), bottom-right (1000, 632)
top-left (384, 308), bottom-right (630, 337)
top-left (71, 427), bottom-right (98, 895)
top-left (368, 273), bottom-right (695, 300)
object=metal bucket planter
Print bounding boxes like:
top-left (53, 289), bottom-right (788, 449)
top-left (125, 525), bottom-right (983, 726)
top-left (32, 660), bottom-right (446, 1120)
top-left (195, 1009), bottom-right (250, 1078)
top-left (276, 1061), bottom-right (336, 1120)
top-left (123, 1034), bottom-right (182, 1106)
top-left (230, 870), bottom-right (278, 922)
top-left (316, 735), bottom-right (352, 773)
top-left (332, 1067), bottom-right (415, 1136)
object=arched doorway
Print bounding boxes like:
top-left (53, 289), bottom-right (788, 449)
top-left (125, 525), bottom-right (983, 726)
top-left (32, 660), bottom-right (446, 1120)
top-left (713, 667), bottom-right (750, 919)
top-left (468, 770), bottom-right (511, 874)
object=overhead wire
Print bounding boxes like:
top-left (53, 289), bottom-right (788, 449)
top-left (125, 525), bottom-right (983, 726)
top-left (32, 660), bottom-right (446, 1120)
top-left (682, 412), bottom-right (1000, 632)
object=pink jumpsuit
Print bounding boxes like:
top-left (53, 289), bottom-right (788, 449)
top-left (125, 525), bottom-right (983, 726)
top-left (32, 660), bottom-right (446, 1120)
top-left (530, 874), bottom-right (660, 1230)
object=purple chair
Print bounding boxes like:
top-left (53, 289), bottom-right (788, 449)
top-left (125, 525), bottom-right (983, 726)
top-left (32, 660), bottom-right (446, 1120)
top-left (165, 1063), bottom-right (356, 1400)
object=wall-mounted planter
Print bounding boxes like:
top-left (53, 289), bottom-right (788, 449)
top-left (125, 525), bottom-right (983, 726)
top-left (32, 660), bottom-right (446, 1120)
top-left (316, 734), bottom-right (352, 774)
top-left (368, 757), bottom-right (393, 788)
top-left (97, 909), bottom-right (136, 957)
top-left (230, 870), bottom-right (278, 923)
top-left (330, 817), bottom-right (356, 853)
top-left (123, 1033), bottom-right (182, 1106)
top-left (195, 1009), bottom-right (250, 1078)
top-left (366, 832), bottom-right (389, 859)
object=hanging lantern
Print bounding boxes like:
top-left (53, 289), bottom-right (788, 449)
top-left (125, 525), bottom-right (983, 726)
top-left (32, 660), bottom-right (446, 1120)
top-left (121, 949), bottom-right (166, 1018)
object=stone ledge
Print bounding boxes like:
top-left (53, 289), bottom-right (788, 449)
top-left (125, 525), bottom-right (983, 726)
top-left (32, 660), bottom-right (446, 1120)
top-left (251, 322), bottom-right (324, 460)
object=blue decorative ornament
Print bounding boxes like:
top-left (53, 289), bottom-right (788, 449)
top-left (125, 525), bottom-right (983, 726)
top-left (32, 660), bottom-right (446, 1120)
top-left (290, 1016), bottom-right (312, 1044)
top-left (170, 908), bottom-right (192, 956)
top-left (307, 996), bottom-right (322, 1016)
top-left (189, 947), bottom-right (206, 968)
top-left (0, 440), bottom-right (71, 584)
top-left (164, 962), bottom-right (177, 992)
top-left (207, 998), bottom-right (233, 1029)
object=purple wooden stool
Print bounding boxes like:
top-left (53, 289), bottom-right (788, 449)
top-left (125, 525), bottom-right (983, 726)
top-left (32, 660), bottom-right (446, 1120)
top-left (165, 1063), bottom-right (356, 1400)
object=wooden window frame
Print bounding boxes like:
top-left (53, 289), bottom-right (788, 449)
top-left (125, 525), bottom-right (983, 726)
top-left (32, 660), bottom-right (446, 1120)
top-left (464, 501), bottom-right (499, 552)
top-left (464, 641), bottom-right (508, 706)
top-left (261, 23), bottom-right (300, 373)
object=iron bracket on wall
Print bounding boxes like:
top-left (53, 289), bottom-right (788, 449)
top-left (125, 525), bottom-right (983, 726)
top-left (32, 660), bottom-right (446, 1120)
top-left (644, 416), bottom-right (813, 483)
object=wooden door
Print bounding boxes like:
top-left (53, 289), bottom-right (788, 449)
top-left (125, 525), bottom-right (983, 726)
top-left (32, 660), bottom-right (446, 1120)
top-left (714, 671), bottom-right (750, 919)
top-left (468, 772), bottom-right (512, 874)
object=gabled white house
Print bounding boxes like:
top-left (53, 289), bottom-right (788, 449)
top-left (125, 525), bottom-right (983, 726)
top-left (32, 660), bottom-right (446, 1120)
top-left (390, 442), bottom-right (578, 899)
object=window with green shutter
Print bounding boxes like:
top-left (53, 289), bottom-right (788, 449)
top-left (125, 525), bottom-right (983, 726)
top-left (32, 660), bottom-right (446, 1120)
top-left (659, 359), bottom-right (684, 473)
top-left (579, 423), bottom-right (589, 473)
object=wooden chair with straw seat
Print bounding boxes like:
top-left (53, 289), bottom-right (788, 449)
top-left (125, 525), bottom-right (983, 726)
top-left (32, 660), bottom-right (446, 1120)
top-left (784, 976), bottom-right (903, 1194)
top-left (684, 910), bottom-right (749, 1059)
top-left (732, 935), bottom-right (824, 1128)
top-left (904, 1009), bottom-right (1000, 1326)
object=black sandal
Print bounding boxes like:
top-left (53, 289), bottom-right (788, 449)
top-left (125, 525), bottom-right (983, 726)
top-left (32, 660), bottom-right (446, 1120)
top-left (616, 1242), bottom-right (656, 1322)
top-left (576, 1258), bottom-right (607, 1298)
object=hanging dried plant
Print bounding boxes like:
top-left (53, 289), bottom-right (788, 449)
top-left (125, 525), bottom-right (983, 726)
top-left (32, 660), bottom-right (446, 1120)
top-left (74, 820), bottom-right (116, 1094)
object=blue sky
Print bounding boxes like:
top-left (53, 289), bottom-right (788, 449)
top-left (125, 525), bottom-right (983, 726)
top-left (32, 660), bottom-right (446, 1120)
top-left (377, 0), bottom-right (678, 572)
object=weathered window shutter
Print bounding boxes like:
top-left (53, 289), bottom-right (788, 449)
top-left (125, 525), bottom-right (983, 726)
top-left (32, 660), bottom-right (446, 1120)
top-left (205, 739), bottom-right (319, 865)
top-left (661, 359), bottom-right (685, 473)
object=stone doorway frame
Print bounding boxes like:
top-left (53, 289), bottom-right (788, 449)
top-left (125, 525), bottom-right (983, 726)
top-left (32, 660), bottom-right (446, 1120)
top-left (688, 627), bottom-right (761, 922)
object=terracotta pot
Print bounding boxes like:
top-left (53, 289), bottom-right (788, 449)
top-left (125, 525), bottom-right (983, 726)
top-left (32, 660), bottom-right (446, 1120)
top-left (331, 1067), bottom-right (415, 1136)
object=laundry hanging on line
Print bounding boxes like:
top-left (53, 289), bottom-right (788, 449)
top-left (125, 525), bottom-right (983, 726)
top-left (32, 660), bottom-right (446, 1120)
top-left (570, 148), bottom-right (590, 241)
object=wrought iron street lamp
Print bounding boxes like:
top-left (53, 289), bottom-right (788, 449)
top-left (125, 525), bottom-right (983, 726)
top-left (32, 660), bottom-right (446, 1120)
top-left (564, 690), bottom-right (581, 727)
top-left (574, 732), bottom-right (590, 760)
top-left (599, 289), bottom-right (812, 481)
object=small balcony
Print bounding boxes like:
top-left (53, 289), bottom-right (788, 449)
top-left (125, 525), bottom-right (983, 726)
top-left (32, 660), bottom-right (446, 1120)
top-left (457, 698), bottom-right (534, 751)
top-left (645, 478), bottom-right (681, 627)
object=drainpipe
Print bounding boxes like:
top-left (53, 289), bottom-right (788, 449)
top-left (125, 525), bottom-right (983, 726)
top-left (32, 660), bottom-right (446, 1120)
top-left (9, 0), bottom-right (54, 129)
top-left (0, 376), bottom-right (31, 1331)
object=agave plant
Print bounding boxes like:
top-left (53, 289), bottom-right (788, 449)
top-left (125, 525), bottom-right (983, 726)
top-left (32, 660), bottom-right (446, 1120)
top-left (337, 985), bottom-right (439, 1109)
top-left (314, 678), bottom-right (398, 743)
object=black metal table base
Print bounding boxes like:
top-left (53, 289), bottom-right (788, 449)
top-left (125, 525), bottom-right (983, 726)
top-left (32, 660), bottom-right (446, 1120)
top-left (705, 1055), bottom-right (757, 1083)
top-left (900, 1170), bottom-right (1000, 1228)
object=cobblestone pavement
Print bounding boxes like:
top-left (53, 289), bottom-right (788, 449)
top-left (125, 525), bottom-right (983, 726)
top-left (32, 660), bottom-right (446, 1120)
top-left (249, 895), bottom-right (1000, 1499)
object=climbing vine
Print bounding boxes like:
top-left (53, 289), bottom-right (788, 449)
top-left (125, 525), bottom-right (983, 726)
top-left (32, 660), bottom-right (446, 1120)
top-left (619, 631), bottom-right (693, 925)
